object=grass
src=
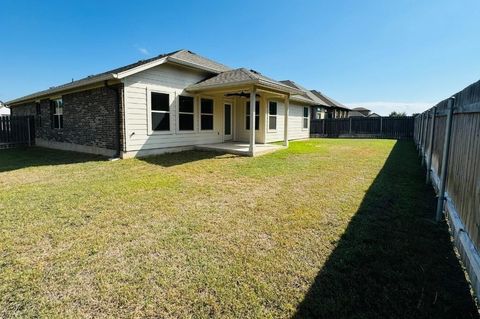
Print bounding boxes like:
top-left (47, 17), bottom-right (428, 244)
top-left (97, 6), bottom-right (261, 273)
top-left (0, 139), bottom-right (477, 318)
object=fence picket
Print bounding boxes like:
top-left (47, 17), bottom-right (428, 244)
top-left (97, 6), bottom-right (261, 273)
top-left (0, 116), bottom-right (35, 149)
top-left (310, 117), bottom-right (414, 139)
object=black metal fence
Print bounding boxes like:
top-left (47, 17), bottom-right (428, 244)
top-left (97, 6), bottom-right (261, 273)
top-left (0, 116), bottom-right (35, 149)
top-left (310, 117), bottom-right (414, 139)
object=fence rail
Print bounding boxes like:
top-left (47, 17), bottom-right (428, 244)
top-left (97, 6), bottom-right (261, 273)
top-left (311, 117), bottom-right (414, 139)
top-left (414, 79), bottom-right (480, 298)
top-left (0, 116), bottom-right (35, 149)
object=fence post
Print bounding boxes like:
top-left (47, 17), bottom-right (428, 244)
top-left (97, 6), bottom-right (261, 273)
top-left (421, 111), bottom-right (429, 166)
top-left (322, 119), bottom-right (325, 135)
top-left (435, 97), bottom-right (455, 222)
top-left (27, 117), bottom-right (31, 146)
top-left (418, 114), bottom-right (424, 153)
top-left (426, 107), bottom-right (436, 184)
top-left (379, 117), bottom-right (383, 136)
top-left (349, 117), bottom-right (352, 135)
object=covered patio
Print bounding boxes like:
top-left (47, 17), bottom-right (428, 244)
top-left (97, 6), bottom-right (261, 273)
top-left (186, 68), bottom-right (305, 156)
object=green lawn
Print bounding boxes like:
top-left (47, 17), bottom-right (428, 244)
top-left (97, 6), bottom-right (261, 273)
top-left (0, 139), bottom-right (477, 318)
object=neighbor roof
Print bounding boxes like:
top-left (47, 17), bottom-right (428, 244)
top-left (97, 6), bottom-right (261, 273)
top-left (280, 80), bottom-right (330, 105)
top-left (187, 68), bottom-right (302, 95)
top-left (310, 90), bottom-right (350, 110)
top-left (8, 50), bottom-right (232, 106)
top-left (352, 107), bottom-right (370, 111)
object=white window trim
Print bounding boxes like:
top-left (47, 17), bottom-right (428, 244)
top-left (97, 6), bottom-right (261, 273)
top-left (267, 100), bottom-right (278, 132)
top-left (176, 93), bottom-right (196, 134)
top-left (245, 100), bottom-right (260, 131)
top-left (147, 89), bottom-right (175, 135)
top-left (199, 96), bottom-right (215, 132)
top-left (302, 106), bottom-right (309, 130)
top-left (53, 98), bottom-right (63, 130)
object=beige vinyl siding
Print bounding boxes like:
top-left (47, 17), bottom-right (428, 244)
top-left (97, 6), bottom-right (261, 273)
top-left (123, 63), bottom-right (224, 152)
top-left (265, 101), bottom-right (309, 143)
top-left (235, 96), bottom-right (267, 144)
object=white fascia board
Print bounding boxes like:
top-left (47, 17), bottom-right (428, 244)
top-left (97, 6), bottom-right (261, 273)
top-left (187, 80), bottom-right (256, 92)
top-left (116, 57), bottom-right (168, 79)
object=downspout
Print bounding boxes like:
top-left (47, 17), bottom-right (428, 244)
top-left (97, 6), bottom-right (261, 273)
top-left (105, 80), bottom-right (122, 159)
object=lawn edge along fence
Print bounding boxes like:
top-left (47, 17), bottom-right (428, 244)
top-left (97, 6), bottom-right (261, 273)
top-left (415, 79), bottom-right (480, 299)
top-left (311, 116), bottom-right (414, 139)
top-left (0, 115), bottom-right (35, 149)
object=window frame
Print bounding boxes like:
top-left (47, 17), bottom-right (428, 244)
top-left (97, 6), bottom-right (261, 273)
top-left (177, 94), bottom-right (196, 133)
top-left (52, 98), bottom-right (63, 130)
top-left (267, 100), bottom-right (278, 132)
top-left (245, 100), bottom-right (260, 131)
top-left (199, 97), bottom-right (215, 132)
top-left (147, 89), bottom-right (174, 135)
top-left (303, 106), bottom-right (309, 130)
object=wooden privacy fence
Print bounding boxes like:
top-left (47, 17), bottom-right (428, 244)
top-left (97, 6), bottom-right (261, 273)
top-left (311, 117), bottom-right (414, 139)
top-left (0, 116), bottom-right (35, 149)
top-left (414, 79), bottom-right (480, 298)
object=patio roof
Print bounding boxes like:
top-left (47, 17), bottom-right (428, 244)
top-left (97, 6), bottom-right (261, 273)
top-left (186, 68), bottom-right (303, 95)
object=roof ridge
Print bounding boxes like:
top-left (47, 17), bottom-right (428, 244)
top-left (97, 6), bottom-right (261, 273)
top-left (238, 68), bottom-right (257, 80)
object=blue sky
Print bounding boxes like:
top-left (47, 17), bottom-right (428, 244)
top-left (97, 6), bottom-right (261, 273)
top-left (1, 0), bottom-right (479, 115)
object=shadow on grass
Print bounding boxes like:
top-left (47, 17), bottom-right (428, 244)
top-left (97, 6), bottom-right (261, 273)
top-left (294, 140), bottom-right (478, 319)
top-left (139, 150), bottom-right (236, 168)
top-left (0, 147), bottom-right (107, 173)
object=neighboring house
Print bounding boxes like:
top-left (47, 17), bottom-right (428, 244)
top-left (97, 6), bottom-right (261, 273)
top-left (368, 112), bottom-right (381, 117)
top-left (279, 80), bottom-right (331, 120)
top-left (0, 101), bottom-right (10, 116)
top-left (7, 49), bottom-right (313, 158)
top-left (348, 107), bottom-right (371, 117)
top-left (278, 81), bottom-right (350, 120)
top-left (310, 90), bottom-right (350, 118)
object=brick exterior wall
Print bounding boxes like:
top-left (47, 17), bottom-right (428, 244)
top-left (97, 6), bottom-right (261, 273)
top-left (11, 84), bottom-right (124, 153)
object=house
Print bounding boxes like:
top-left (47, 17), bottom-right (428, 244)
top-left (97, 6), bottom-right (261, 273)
top-left (278, 81), bottom-right (350, 119)
top-left (7, 50), bottom-right (313, 158)
top-left (310, 90), bottom-right (350, 118)
top-left (368, 112), bottom-right (381, 117)
top-left (348, 107), bottom-right (371, 117)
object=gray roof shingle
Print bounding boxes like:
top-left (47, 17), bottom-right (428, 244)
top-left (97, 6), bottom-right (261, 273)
top-left (280, 80), bottom-right (329, 106)
top-left (310, 90), bottom-right (350, 110)
top-left (187, 68), bottom-right (302, 95)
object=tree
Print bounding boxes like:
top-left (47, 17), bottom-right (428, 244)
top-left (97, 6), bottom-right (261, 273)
top-left (389, 111), bottom-right (407, 117)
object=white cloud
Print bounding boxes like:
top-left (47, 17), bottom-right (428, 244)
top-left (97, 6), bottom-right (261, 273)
top-left (138, 47), bottom-right (150, 55)
top-left (345, 101), bottom-right (434, 116)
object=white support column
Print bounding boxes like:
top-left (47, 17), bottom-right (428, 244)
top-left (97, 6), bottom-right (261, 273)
top-left (249, 87), bottom-right (256, 155)
top-left (284, 94), bottom-right (289, 147)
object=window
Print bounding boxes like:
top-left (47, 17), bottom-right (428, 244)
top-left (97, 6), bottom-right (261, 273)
top-left (246, 101), bottom-right (259, 130)
top-left (35, 102), bottom-right (41, 126)
top-left (178, 95), bottom-right (194, 131)
top-left (303, 107), bottom-right (309, 129)
top-left (50, 99), bottom-right (63, 129)
top-left (268, 101), bottom-right (277, 130)
top-left (151, 92), bottom-right (170, 131)
top-left (200, 98), bottom-right (214, 130)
